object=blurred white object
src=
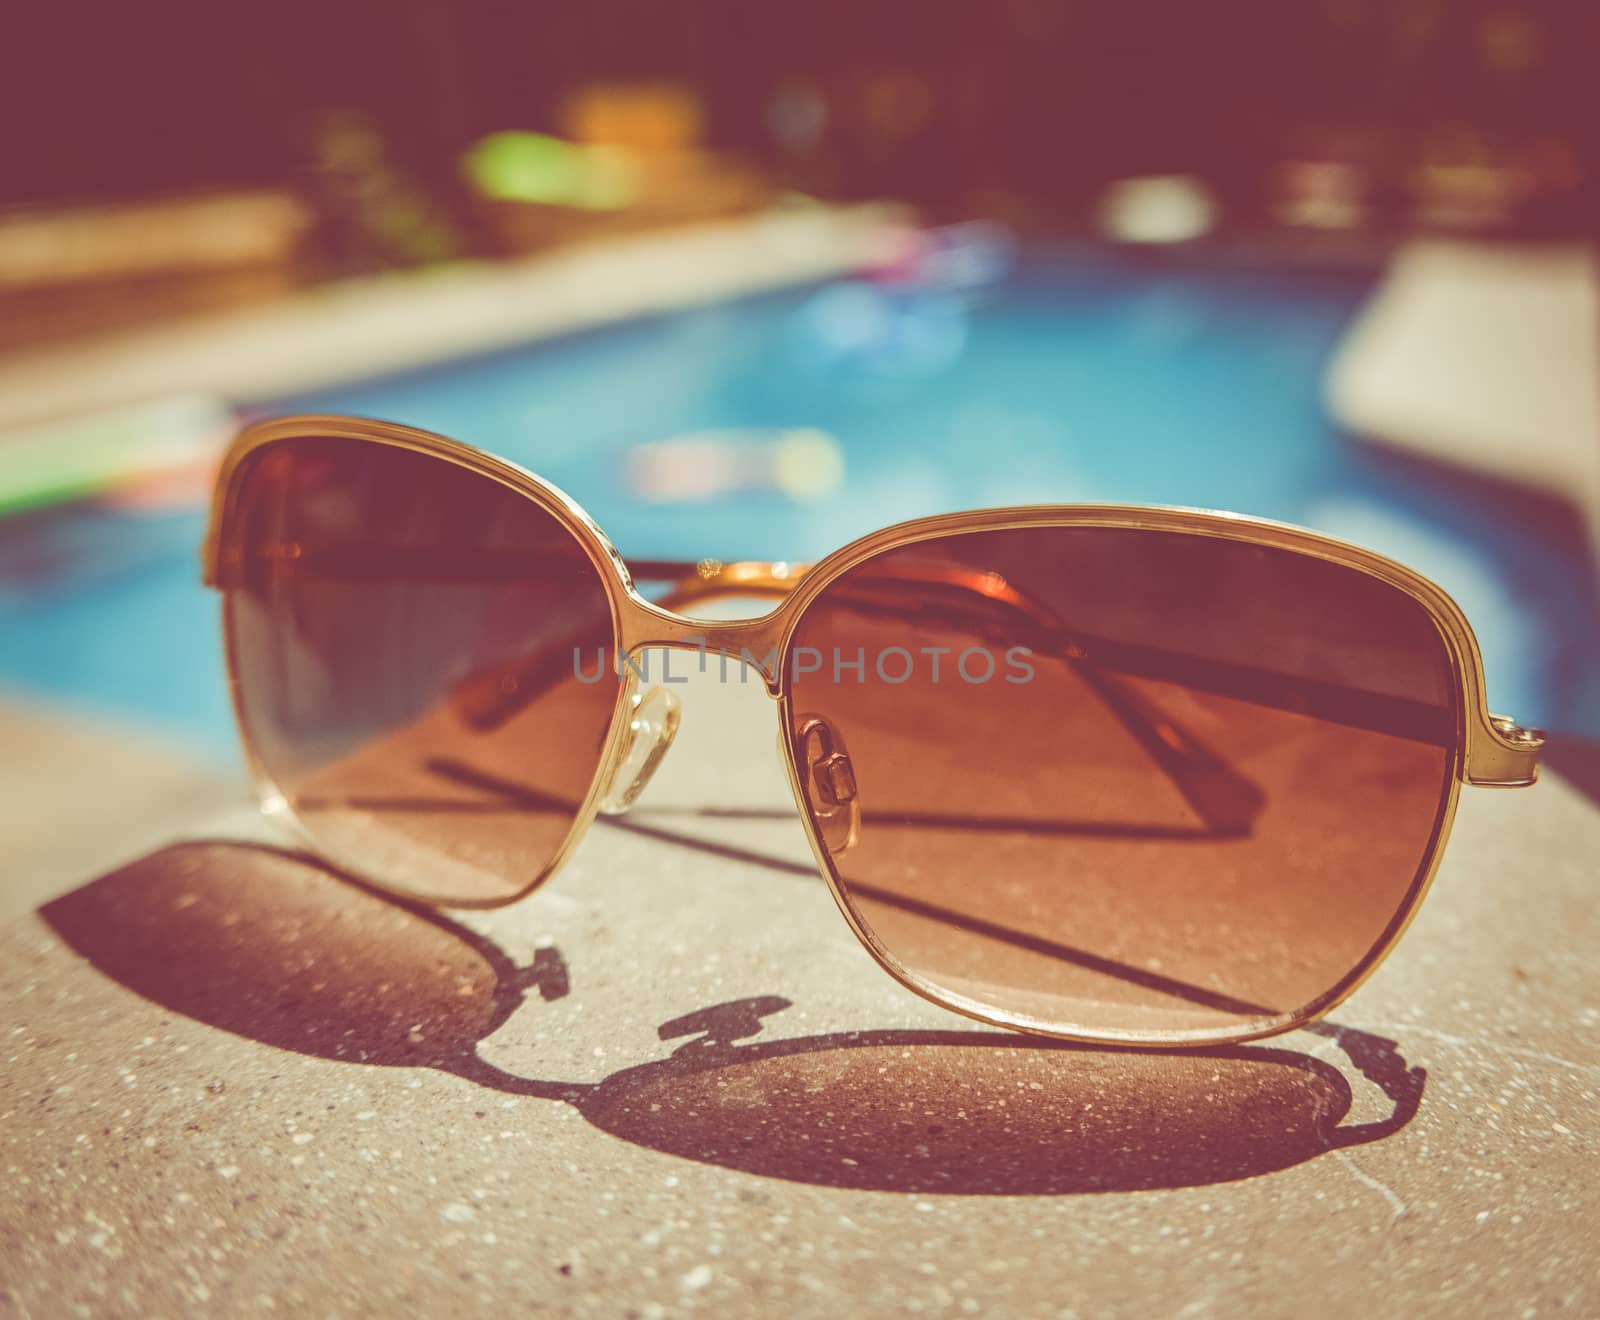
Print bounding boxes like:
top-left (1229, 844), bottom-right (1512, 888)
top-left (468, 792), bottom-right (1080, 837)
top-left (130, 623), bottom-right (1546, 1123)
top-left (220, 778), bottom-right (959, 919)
top-left (626, 428), bottom-right (845, 503)
top-left (1327, 240), bottom-right (1600, 569)
top-left (1098, 175), bottom-right (1218, 245)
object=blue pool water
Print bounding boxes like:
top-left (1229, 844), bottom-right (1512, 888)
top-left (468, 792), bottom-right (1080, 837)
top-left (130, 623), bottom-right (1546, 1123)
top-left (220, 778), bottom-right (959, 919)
top-left (3, 246), bottom-right (1597, 758)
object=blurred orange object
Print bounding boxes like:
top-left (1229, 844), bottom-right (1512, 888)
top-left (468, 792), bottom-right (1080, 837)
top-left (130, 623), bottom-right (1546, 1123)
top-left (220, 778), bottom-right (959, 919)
top-left (563, 83), bottom-right (704, 153)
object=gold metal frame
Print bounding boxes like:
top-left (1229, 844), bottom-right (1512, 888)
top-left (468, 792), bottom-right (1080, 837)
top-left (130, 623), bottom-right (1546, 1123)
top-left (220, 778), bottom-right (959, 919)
top-left (204, 415), bottom-right (1545, 1049)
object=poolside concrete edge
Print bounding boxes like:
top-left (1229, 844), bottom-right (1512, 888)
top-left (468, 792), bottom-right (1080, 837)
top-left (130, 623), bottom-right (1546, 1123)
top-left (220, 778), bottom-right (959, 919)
top-left (0, 205), bottom-right (907, 435)
top-left (1327, 239), bottom-right (1600, 570)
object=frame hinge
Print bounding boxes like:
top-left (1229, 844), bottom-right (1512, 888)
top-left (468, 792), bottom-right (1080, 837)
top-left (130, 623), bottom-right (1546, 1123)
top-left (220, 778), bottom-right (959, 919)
top-left (1467, 715), bottom-right (1546, 787)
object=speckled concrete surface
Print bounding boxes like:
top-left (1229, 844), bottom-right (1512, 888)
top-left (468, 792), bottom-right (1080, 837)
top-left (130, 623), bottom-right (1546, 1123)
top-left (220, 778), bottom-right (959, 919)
top-left (0, 702), bottom-right (246, 924)
top-left (2, 677), bottom-right (1596, 1317)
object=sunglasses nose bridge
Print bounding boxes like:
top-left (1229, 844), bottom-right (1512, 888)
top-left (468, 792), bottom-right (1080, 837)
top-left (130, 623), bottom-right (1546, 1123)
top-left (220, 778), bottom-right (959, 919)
top-left (617, 599), bottom-right (789, 697)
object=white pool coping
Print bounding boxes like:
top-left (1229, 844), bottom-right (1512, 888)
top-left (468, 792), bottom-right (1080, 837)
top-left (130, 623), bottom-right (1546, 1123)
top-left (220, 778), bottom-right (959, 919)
top-left (0, 204), bottom-right (904, 435)
top-left (1327, 239), bottom-right (1600, 565)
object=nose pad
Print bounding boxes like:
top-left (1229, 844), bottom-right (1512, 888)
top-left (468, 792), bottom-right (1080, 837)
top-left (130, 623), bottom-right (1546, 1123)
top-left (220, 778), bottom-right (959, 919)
top-left (598, 685), bottom-right (682, 815)
top-left (792, 713), bottom-right (860, 855)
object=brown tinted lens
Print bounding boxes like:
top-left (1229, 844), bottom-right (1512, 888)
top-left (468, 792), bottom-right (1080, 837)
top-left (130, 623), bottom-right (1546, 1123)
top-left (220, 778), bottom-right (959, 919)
top-left (785, 527), bottom-right (1456, 1041)
top-left (223, 435), bottom-right (622, 903)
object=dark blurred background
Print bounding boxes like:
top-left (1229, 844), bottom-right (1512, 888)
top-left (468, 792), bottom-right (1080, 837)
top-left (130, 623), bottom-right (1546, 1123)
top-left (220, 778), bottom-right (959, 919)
top-left (6, 1), bottom-right (1596, 255)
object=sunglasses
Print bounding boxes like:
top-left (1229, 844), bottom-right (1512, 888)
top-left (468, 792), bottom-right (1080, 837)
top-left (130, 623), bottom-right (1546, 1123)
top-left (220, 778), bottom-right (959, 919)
top-left (203, 415), bottom-right (1544, 1048)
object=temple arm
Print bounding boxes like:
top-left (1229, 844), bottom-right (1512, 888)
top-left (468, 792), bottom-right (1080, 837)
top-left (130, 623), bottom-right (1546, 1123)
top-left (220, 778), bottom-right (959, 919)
top-left (222, 542), bottom-right (1456, 749)
top-left (458, 556), bottom-right (1274, 832)
top-left (631, 559), bottom-right (1268, 832)
top-left (226, 544), bottom-right (1483, 832)
top-left (628, 557), bottom-right (1458, 738)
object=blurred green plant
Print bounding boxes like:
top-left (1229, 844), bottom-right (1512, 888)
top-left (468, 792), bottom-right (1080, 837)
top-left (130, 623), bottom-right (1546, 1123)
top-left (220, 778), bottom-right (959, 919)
top-left (462, 131), bottom-right (637, 210)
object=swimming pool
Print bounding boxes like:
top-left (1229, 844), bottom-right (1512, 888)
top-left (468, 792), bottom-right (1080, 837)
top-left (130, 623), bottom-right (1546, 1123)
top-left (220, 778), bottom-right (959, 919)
top-left (3, 245), bottom-right (1596, 757)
